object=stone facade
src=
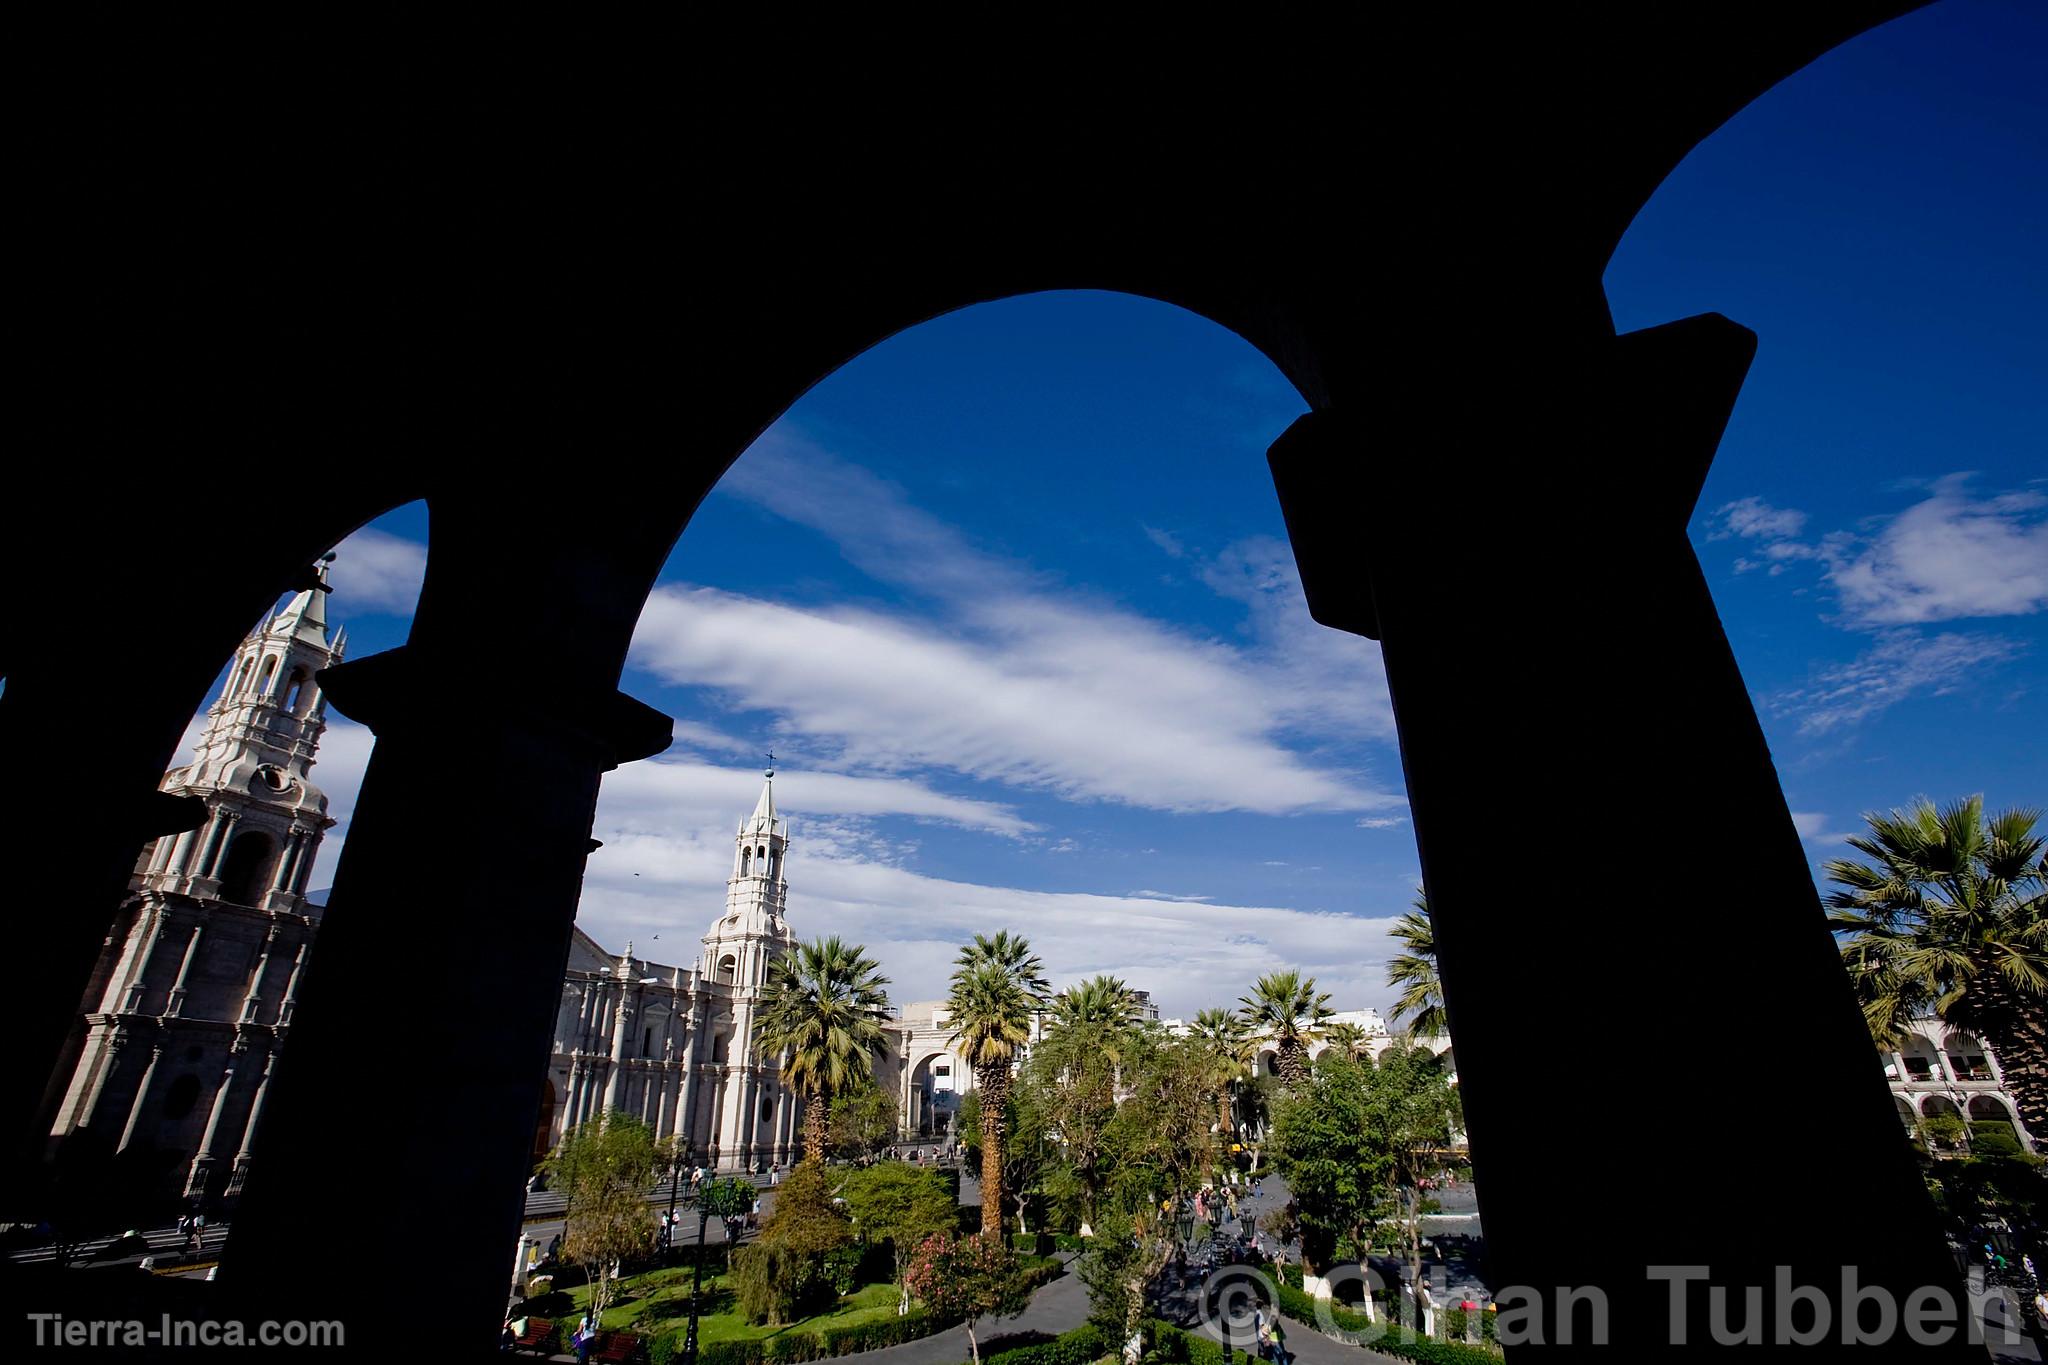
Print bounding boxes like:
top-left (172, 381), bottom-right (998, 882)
top-left (46, 565), bottom-right (343, 1205)
top-left (537, 772), bottom-right (979, 1170)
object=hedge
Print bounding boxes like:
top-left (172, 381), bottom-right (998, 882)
top-left (1273, 1279), bottom-right (1500, 1362)
top-left (647, 1253), bottom-right (1065, 1365)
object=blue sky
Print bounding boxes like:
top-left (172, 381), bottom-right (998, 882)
top-left (259, 1), bottom-right (2042, 1019)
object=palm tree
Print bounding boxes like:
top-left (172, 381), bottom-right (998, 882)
top-left (1043, 975), bottom-right (1143, 1058)
top-left (1321, 1020), bottom-right (1369, 1063)
top-left (1387, 888), bottom-right (1450, 1040)
top-left (752, 936), bottom-right (894, 1164)
top-left (946, 931), bottom-right (1050, 1238)
top-left (1828, 796), bottom-right (2048, 1135)
top-left (1237, 970), bottom-right (1333, 1087)
top-left (1188, 1007), bottom-right (1254, 1136)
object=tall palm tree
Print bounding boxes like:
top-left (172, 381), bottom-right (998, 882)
top-left (751, 936), bottom-right (894, 1164)
top-left (1188, 1007), bottom-right (1253, 1135)
top-left (946, 931), bottom-right (1050, 1238)
top-left (1237, 970), bottom-right (1333, 1087)
top-left (1828, 796), bottom-right (2048, 1135)
top-left (1387, 888), bottom-right (1450, 1040)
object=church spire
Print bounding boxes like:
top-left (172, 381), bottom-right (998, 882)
top-left (749, 760), bottom-right (777, 832)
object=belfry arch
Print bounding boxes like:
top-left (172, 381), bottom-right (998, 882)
top-left (4, 7), bottom-right (1979, 1357)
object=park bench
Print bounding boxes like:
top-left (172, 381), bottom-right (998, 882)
top-left (512, 1317), bottom-right (553, 1354)
top-left (594, 1328), bottom-right (644, 1363)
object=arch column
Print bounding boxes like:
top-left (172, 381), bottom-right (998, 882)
top-left (1271, 310), bottom-right (1969, 1352)
top-left (220, 493), bottom-right (677, 1354)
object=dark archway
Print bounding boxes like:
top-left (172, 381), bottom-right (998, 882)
top-left (11, 8), bottom-right (1973, 1357)
top-left (215, 832), bottom-right (275, 907)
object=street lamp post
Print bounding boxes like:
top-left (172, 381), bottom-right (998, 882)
top-left (684, 1195), bottom-right (708, 1365)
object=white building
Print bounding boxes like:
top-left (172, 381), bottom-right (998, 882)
top-left (1883, 1019), bottom-right (2035, 1149)
top-left (536, 770), bottom-right (978, 1169)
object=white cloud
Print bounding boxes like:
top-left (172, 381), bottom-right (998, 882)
top-left (598, 756), bottom-right (1037, 838)
top-left (1713, 496), bottom-right (1809, 543)
top-left (1356, 816), bottom-right (1409, 830)
top-left (302, 718), bottom-right (376, 893)
top-left (1143, 525), bottom-right (1187, 560)
top-left (1789, 811), bottom-right (1856, 846)
top-left (1130, 889), bottom-right (1214, 903)
top-left (1825, 475), bottom-right (2048, 625)
top-left (670, 435), bottom-right (1405, 818)
top-left (324, 525), bottom-right (429, 618)
top-left (1772, 631), bottom-right (2024, 734)
top-left (571, 822), bottom-right (1406, 1018)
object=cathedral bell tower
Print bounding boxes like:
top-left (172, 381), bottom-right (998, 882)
top-left (702, 765), bottom-right (795, 991)
top-left (143, 555), bottom-right (345, 911)
top-left (700, 764), bottom-right (797, 1167)
top-left (47, 556), bottom-right (347, 1207)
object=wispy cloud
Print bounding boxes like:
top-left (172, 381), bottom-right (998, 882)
top-left (326, 525), bottom-right (429, 617)
top-left (1711, 476), bottom-right (2048, 622)
top-left (1771, 631), bottom-right (2024, 734)
top-left (630, 434), bottom-right (1404, 817)
top-left (1790, 810), bottom-right (1857, 846)
top-left (599, 757), bottom-right (1037, 838)
top-left (573, 823), bottom-right (1405, 1018)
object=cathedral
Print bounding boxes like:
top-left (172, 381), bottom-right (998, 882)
top-left (536, 767), bottom-right (976, 1170)
top-left (45, 572), bottom-right (975, 1204)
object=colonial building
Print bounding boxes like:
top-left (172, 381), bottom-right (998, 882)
top-left (1884, 1019), bottom-right (2036, 1149)
top-left (537, 769), bottom-right (978, 1169)
top-left (46, 565), bottom-right (344, 1206)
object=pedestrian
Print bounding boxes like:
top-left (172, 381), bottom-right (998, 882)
top-left (1269, 1317), bottom-right (1288, 1365)
top-left (572, 1313), bottom-right (595, 1365)
top-left (499, 1319), bottom-right (516, 1352)
top-left (770, 1163), bottom-right (781, 1187)
top-left (1253, 1309), bottom-right (1269, 1361)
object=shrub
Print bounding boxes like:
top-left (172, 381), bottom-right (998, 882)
top-left (1272, 1279), bottom-right (1498, 1361)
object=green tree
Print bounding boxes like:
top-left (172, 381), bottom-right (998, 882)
top-left (544, 1112), bottom-right (662, 1322)
top-left (1828, 797), bottom-right (2048, 1134)
top-left (840, 1161), bottom-right (961, 1312)
top-left (903, 1232), bottom-right (1030, 1365)
top-left (830, 1076), bottom-right (901, 1164)
top-left (1386, 889), bottom-right (1450, 1039)
top-left (946, 932), bottom-right (1050, 1240)
top-left (1030, 975), bottom-right (1142, 1228)
top-left (730, 1161), bottom-right (855, 1324)
top-left (752, 936), bottom-right (895, 1163)
top-left (1187, 1006), bottom-right (1254, 1138)
top-left (1238, 970), bottom-right (1333, 1087)
top-left (1366, 1041), bottom-right (1463, 1296)
top-left (1264, 1055), bottom-right (1386, 1285)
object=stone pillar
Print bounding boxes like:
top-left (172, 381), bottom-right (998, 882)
top-left (1267, 313), bottom-right (1970, 1353)
top-left (116, 1039), bottom-right (165, 1154)
top-left (163, 916), bottom-right (208, 1018)
top-left (185, 1041), bottom-right (244, 1199)
top-left (275, 942), bottom-right (309, 1027)
top-left (118, 905), bottom-right (168, 1013)
top-left (225, 1046), bottom-right (277, 1196)
top-left (238, 926), bottom-right (280, 1023)
top-left (68, 1027), bottom-right (129, 1135)
top-left (200, 810), bottom-right (241, 880)
top-left (271, 832), bottom-right (302, 895)
top-left (602, 981), bottom-right (634, 1115)
top-left (219, 538), bottom-right (674, 1359)
top-left (562, 1055), bottom-right (586, 1132)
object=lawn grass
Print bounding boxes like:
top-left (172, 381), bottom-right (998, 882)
top-left (567, 1266), bottom-right (905, 1342)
